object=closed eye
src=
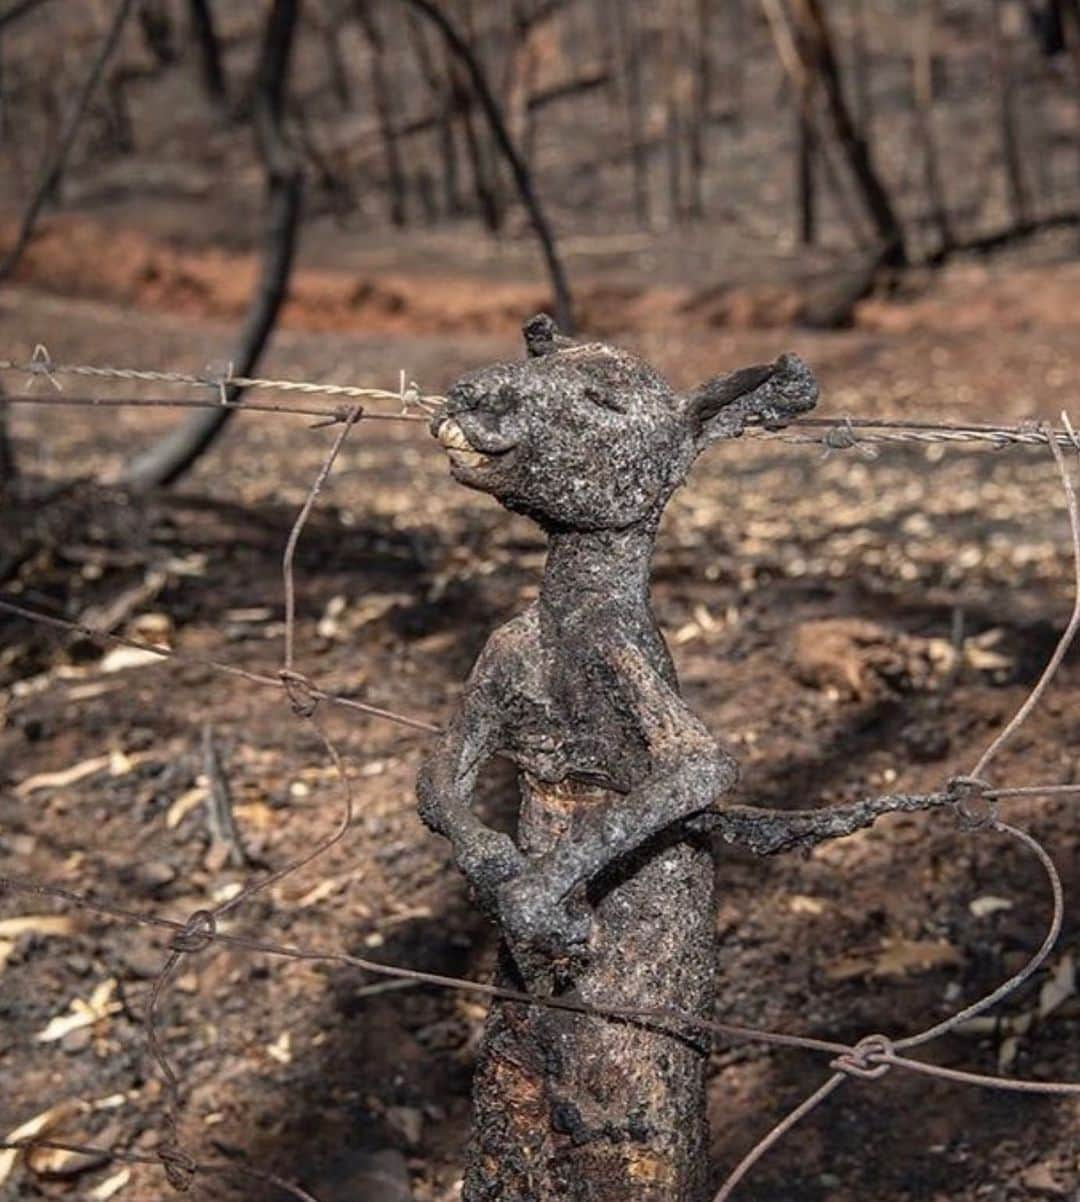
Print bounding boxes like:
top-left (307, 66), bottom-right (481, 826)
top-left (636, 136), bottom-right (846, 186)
top-left (583, 385), bottom-right (625, 414)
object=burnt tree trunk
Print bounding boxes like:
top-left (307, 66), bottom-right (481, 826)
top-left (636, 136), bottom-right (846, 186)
top-left (796, 102), bottom-right (817, 244)
top-left (0, 0), bottom-right (137, 283)
top-left (785, 0), bottom-right (908, 265)
top-left (455, 64), bottom-right (504, 231)
top-left (991, 0), bottom-right (1032, 227)
top-left (121, 0), bottom-right (302, 489)
top-left (0, 387), bottom-right (14, 497)
top-left (403, 0), bottom-right (575, 331)
top-left (912, 0), bottom-right (954, 255)
top-left (611, 0), bottom-right (651, 226)
top-left (407, 14), bottom-right (463, 216)
top-left (663, 2), bottom-right (687, 224)
top-left (848, 0), bottom-right (872, 139)
top-left (468, 779), bottom-right (715, 1202)
top-left (355, 1), bottom-right (408, 226)
top-left (687, 0), bottom-right (712, 218)
top-left (187, 0), bottom-right (229, 116)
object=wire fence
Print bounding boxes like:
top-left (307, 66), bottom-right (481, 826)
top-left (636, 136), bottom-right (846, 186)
top-left (1, 352), bottom-right (1079, 1201)
top-left (5, 349), bottom-right (1080, 447)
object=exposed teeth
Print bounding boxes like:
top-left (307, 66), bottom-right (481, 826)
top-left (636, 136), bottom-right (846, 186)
top-left (437, 419), bottom-right (473, 451)
top-left (437, 419), bottom-right (490, 468)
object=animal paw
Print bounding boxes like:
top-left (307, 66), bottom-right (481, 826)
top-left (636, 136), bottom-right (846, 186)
top-left (455, 829), bottom-right (525, 916)
top-left (498, 872), bottom-right (592, 957)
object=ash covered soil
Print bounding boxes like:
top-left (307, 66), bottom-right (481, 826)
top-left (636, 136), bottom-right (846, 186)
top-left (1, 238), bottom-right (1079, 1201)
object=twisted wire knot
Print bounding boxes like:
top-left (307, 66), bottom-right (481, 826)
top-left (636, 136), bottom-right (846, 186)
top-left (947, 775), bottom-right (999, 831)
top-left (830, 1033), bottom-right (894, 1081)
top-left (821, 418), bottom-right (879, 461)
top-left (170, 909), bottom-right (217, 954)
top-left (279, 669), bottom-right (320, 718)
top-left (158, 1142), bottom-right (198, 1192)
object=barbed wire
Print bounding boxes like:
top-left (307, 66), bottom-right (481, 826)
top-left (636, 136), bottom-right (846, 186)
top-left (3, 350), bottom-right (1080, 447)
top-left (1, 386), bottom-right (1079, 1199)
top-left (0, 391), bottom-right (430, 425)
top-left (0, 347), bottom-right (444, 412)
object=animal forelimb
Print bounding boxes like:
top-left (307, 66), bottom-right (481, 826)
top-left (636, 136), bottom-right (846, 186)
top-left (417, 752), bottom-right (525, 918)
top-left (706, 791), bottom-right (955, 856)
top-left (497, 787), bottom-right (955, 957)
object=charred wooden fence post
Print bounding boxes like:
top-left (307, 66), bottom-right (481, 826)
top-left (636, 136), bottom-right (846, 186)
top-left (418, 317), bottom-right (818, 1201)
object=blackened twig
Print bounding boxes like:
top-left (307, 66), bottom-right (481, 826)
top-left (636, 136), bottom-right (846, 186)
top-left (202, 723), bottom-right (248, 869)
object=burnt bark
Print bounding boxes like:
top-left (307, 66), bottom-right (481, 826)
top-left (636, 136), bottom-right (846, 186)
top-left (468, 788), bottom-right (715, 1202)
top-left (121, 0), bottom-right (302, 489)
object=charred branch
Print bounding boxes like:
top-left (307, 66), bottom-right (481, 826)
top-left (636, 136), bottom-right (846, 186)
top-left (186, 0), bottom-right (229, 116)
top-left (401, 0), bottom-right (574, 330)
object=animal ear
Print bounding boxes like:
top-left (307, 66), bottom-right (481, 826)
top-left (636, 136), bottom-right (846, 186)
top-left (522, 312), bottom-right (574, 358)
top-left (683, 353), bottom-right (818, 449)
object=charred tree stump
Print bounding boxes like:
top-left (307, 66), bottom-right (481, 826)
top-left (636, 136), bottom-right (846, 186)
top-left (418, 317), bottom-right (820, 1201)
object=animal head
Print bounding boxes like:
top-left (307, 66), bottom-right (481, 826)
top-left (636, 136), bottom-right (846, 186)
top-left (431, 314), bottom-right (818, 531)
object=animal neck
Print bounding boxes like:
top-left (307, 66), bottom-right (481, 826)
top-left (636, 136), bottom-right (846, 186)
top-left (539, 520), bottom-right (658, 633)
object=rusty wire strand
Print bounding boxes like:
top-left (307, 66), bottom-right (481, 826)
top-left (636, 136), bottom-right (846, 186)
top-left (0, 811), bottom-right (1074, 1200)
top-left (134, 407), bottom-right (367, 1186)
top-left (970, 419), bottom-right (1080, 781)
top-left (2, 389), bottom-right (1080, 447)
top-left (282, 406), bottom-right (363, 675)
top-left (761, 414), bottom-right (1080, 449)
top-left (0, 391), bottom-right (429, 425)
top-left (0, 849), bottom-right (1074, 1096)
top-left (217, 410), bottom-right (363, 921)
top-left (712, 1074), bottom-right (847, 1202)
top-left (0, 597), bottom-right (440, 734)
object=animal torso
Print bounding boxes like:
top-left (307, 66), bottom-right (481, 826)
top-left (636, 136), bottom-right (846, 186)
top-left (476, 606), bottom-right (662, 795)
